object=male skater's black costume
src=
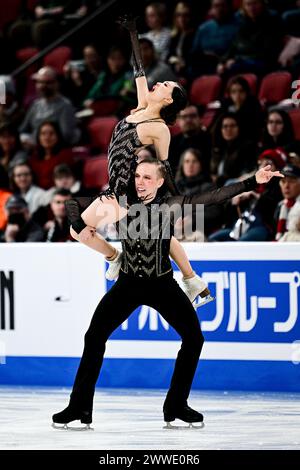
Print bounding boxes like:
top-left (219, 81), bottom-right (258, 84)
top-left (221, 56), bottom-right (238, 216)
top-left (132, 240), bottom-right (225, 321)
top-left (52, 175), bottom-right (257, 426)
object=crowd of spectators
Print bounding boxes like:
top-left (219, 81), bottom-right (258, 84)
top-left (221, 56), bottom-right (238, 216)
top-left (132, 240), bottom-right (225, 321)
top-left (1, 0), bottom-right (300, 243)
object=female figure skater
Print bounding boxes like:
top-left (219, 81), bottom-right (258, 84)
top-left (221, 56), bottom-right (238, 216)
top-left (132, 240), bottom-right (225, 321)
top-left (67, 17), bottom-right (210, 304)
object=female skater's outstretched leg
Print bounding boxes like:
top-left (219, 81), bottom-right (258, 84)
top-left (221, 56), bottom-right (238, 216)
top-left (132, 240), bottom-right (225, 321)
top-left (70, 196), bottom-right (128, 259)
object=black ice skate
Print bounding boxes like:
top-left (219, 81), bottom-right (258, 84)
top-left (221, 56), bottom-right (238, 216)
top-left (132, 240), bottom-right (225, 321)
top-left (163, 404), bottom-right (204, 430)
top-left (52, 406), bottom-right (93, 431)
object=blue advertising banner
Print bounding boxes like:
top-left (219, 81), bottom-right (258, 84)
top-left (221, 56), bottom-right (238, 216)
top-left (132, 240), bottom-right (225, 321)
top-left (0, 243), bottom-right (299, 391)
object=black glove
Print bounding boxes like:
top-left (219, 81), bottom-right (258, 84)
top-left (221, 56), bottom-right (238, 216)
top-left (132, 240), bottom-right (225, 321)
top-left (117, 15), bottom-right (145, 79)
top-left (65, 198), bottom-right (92, 234)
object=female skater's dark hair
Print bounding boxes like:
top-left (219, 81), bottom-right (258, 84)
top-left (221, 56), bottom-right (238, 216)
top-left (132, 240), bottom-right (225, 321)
top-left (160, 84), bottom-right (187, 125)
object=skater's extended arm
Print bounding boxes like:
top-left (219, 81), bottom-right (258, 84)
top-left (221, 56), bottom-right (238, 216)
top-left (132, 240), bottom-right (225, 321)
top-left (120, 16), bottom-right (149, 111)
top-left (166, 165), bottom-right (283, 209)
top-left (65, 197), bottom-right (93, 234)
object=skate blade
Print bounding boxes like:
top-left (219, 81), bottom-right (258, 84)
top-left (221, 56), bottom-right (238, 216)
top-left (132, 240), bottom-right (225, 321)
top-left (52, 422), bottom-right (94, 431)
top-left (163, 421), bottom-right (205, 430)
top-left (193, 295), bottom-right (215, 308)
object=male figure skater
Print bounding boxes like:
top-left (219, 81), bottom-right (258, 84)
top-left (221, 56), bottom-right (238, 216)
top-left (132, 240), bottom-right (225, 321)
top-left (52, 158), bottom-right (282, 429)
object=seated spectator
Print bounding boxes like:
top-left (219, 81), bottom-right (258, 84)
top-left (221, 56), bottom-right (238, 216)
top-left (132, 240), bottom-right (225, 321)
top-left (190, 0), bottom-right (240, 78)
top-left (213, 75), bottom-right (264, 141)
top-left (209, 148), bottom-right (286, 241)
top-left (169, 104), bottom-right (211, 174)
top-left (0, 76), bottom-right (25, 128)
top-left (286, 141), bottom-right (300, 168)
top-left (260, 109), bottom-right (295, 151)
top-left (1, 195), bottom-right (44, 242)
top-left (175, 147), bottom-right (224, 236)
top-left (44, 163), bottom-right (96, 204)
top-left (19, 67), bottom-right (81, 147)
top-left (279, 198), bottom-right (300, 241)
top-left (278, 35), bottom-right (300, 77)
top-left (217, 0), bottom-right (284, 78)
top-left (32, 1), bottom-right (88, 48)
top-left (175, 148), bottom-right (213, 195)
top-left (0, 123), bottom-right (28, 172)
top-left (29, 121), bottom-right (74, 189)
top-left (10, 162), bottom-right (46, 214)
top-left (45, 189), bottom-right (72, 242)
top-left (140, 2), bottom-right (172, 61)
top-left (0, 165), bottom-right (12, 233)
top-left (83, 46), bottom-right (131, 111)
top-left (124, 39), bottom-right (178, 103)
top-left (210, 112), bottom-right (257, 185)
top-left (7, 5), bottom-right (33, 50)
top-left (62, 44), bottom-right (102, 108)
top-left (275, 163), bottom-right (300, 240)
top-left (282, 2), bottom-right (300, 36)
top-left (167, 2), bottom-right (195, 78)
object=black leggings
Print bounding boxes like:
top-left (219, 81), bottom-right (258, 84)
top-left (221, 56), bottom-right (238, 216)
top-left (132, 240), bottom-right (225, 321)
top-left (69, 271), bottom-right (204, 413)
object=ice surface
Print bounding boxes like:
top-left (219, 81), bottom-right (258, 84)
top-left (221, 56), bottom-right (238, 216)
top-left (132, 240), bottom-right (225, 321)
top-left (0, 387), bottom-right (299, 450)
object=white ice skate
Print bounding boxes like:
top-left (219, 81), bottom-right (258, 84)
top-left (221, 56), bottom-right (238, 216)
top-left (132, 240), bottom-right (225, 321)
top-left (105, 250), bottom-right (123, 281)
top-left (182, 274), bottom-right (215, 308)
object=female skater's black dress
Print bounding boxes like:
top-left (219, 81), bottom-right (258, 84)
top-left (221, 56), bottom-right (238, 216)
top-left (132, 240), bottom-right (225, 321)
top-left (107, 118), bottom-right (146, 199)
top-left (65, 117), bottom-right (163, 233)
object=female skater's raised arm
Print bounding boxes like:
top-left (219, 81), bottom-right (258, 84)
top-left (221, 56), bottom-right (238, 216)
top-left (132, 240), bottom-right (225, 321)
top-left (120, 16), bottom-right (149, 111)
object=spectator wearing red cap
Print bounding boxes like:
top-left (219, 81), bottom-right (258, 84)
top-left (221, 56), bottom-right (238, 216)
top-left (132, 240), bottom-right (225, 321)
top-left (275, 164), bottom-right (300, 241)
top-left (258, 148), bottom-right (288, 171)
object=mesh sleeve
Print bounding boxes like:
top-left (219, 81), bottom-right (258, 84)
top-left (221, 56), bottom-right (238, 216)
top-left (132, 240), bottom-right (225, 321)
top-left (166, 176), bottom-right (258, 208)
top-left (162, 160), bottom-right (180, 196)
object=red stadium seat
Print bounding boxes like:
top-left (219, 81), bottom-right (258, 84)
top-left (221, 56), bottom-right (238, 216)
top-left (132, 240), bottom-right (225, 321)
top-left (189, 75), bottom-right (222, 106)
top-left (258, 71), bottom-right (292, 105)
top-left (83, 154), bottom-right (109, 190)
top-left (87, 117), bottom-right (118, 152)
top-left (44, 46), bottom-right (72, 74)
top-left (16, 47), bottom-right (39, 63)
top-left (169, 122), bottom-right (182, 137)
top-left (288, 108), bottom-right (300, 140)
top-left (16, 47), bottom-right (40, 77)
top-left (90, 98), bottom-right (121, 117)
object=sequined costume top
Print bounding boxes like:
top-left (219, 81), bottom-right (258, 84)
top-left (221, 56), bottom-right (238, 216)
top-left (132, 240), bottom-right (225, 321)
top-left (107, 118), bottom-right (154, 198)
top-left (107, 118), bottom-right (140, 197)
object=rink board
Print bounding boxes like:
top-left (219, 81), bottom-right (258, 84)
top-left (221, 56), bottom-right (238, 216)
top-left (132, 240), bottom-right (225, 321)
top-left (0, 243), bottom-right (299, 391)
